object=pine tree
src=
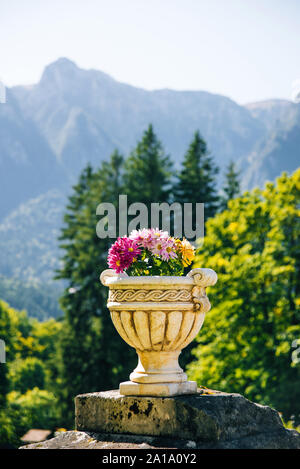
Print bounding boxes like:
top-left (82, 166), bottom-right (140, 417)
top-left (124, 124), bottom-right (173, 212)
top-left (220, 161), bottom-right (240, 211)
top-left (100, 149), bottom-right (124, 196)
top-left (174, 131), bottom-right (219, 220)
top-left (56, 155), bottom-right (136, 423)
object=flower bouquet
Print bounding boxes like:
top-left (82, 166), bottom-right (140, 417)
top-left (100, 229), bottom-right (217, 397)
top-left (107, 228), bottom-right (195, 276)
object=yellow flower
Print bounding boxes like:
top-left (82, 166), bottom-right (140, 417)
top-left (176, 238), bottom-right (195, 267)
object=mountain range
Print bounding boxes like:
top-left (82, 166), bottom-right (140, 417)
top-left (0, 57), bottom-right (299, 318)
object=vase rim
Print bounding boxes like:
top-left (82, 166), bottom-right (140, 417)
top-left (104, 275), bottom-right (194, 286)
top-left (100, 268), bottom-right (217, 288)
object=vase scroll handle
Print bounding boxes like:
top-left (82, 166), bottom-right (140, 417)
top-left (186, 268), bottom-right (217, 313)
top-left (100, 269), bottom-right (128, 286)
top-left (186, 268), bottom-right (217, 288)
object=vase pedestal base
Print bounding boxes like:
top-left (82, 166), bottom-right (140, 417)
top-left (119, 380), bottom-right (197, 397)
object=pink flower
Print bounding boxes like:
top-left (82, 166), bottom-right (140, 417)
top-left (151, 240), bottom-right (164, 256)
top-left (149, 228), bottom-right (169, 240)
top-left (107, 237), bottom-right (141, 273)
top-left (129, 228), bottom-right (169, 251)
top-left (153, 236), bottom-right (178, 261)
top-left (129, 228), bottom-right (153, 249)
top-left (161, 240), bottom-right (178, 261)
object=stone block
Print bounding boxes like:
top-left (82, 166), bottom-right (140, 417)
top-left (74, 388), bottom-right (300, 445)
top-left (20, 388), bottom-right (300, 449)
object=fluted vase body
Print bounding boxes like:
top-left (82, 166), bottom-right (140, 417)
top-left (100, 268), bottom-right (217, 396)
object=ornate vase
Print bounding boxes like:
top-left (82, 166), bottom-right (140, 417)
top-left (100, 267), bottom-right (217, 397)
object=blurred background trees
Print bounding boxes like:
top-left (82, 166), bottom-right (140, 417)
top-left (174, 130), bottom-right (219, 220)
top-left (0, 300), bottom-right (62, 448)
top-left (187, 169), bottom-right (300, 420)
top-left (0, 126), bottom-right (299, 447)
top-left (219, 161), bottom-right (240, 211)
top-left (124, 124), bottom-right (173, 211)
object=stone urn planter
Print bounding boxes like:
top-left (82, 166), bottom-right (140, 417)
top-left (100, 267), bottom-right (217, 396)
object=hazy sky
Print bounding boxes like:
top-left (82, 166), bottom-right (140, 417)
top-left (1, 0), bottom-right (300, 103)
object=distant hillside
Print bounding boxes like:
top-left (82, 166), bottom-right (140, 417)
top-left (245, 99), bottom-right (300, 132)
top-left (0, 189), bottom-right (65, 319)
top-left (0, 189), bottom-right (65, 282)
top-left (0, 89), bottom-right (65, 219)
top-left (242, 100), bottom-right (300, 189)
top-left (0, 274), bottom-right (63, 320)
top-left (11, 58), bottom-right (265, 182)
top-left (3, 58), bottom-right (299, 213)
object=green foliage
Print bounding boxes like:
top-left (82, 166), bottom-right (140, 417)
top-left (124, 124), bottom-right (173, 210)
top-left (174, 130), bottom-right (219, 220)
top-left (0, 387), bottom-right (60, 448)
top-left (188, 169), bottom-right (300, 421)
top-left (0, 300), bottom-right (63, 447)
top-left (0, 300), bottom-right (17, 404)
top-left (219, 160), bottom-right (240, 211)
top-left (0, 300), bottom-right (21, 359)
top-left (127, 249), bottom-right (184, 277)
top-left (30, 318), bottom-right (63, 361)
top-left (0, 408), bottom-right (20, 449)
top-left (8, 357), bottom-right (46, 394)
top-left (7, 387), bottom-right (60, 429)
top-left (283, 419), bottom-right (300, 433)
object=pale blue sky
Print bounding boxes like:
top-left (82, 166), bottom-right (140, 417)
top-left (1, 0), bottom-right (300, 103)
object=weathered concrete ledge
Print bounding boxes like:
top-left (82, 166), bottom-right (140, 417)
top-left (21, 388), bottom-right (300, 449)
top-left (72, 388), bottom-right (300, 448)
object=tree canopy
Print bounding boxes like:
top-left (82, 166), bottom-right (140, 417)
top-left (174, 130), bottom-right (219, 220)
top-left (188, 169), bottom-right (300, 421)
